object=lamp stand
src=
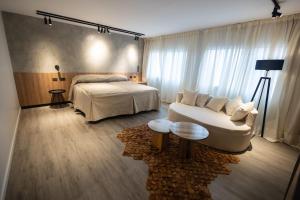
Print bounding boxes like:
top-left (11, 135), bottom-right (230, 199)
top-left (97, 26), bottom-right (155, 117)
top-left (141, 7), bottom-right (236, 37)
top-left (251, 70), bottom-right (271, 137)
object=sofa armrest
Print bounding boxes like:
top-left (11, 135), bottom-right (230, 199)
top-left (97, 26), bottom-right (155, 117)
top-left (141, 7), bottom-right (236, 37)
top-left (246, 108), bottom-right (258, 127)
top-left (176, 92), bottom-right (183, 103)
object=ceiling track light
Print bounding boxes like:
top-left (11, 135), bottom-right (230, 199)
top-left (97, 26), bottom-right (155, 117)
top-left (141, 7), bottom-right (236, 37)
top-left (36, 10), bottom-right (144, 37)
top-left (272, 7), bottom-right (282, 18)
top-left (48, 17), bottom-right (52, 26)
top-left (97, 25), bottom-right (100, 33)
top-left (134, 35), bottom-right (139, 41)
top-left (44, 16), bottom-right (48, 25)
top-left (271, 0), bottom-right (282, 18)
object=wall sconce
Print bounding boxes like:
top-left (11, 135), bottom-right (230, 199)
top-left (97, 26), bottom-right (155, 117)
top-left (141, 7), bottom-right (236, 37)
top-left (55, 65), bottom-right (60, 71)
top-left (54, 65), bottom-right (65, 81)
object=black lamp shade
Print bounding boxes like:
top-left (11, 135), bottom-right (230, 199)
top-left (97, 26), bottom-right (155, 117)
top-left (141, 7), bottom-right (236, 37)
top-left (55, 65), bottom-right (60, 71)
top-left (255, 59), bottom-right (284, 71)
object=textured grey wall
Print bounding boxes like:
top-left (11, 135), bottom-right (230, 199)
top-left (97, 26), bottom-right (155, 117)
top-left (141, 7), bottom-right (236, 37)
top-left (2, 11), bottom-right (144, 73)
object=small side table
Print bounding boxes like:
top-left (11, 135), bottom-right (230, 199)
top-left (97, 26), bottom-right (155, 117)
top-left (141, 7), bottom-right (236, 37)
top-left (137, 81), bottom-right (147, 85)
top-left (170, 122), bottom-right (209, 159)
top-left (148, 119), bottom-right (172, 152)
top-left (48, 89), bottom-right (66, 108)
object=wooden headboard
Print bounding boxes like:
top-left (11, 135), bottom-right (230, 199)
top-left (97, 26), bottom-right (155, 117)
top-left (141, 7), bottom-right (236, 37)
top-left (14, 72), bottom-right (141, 107)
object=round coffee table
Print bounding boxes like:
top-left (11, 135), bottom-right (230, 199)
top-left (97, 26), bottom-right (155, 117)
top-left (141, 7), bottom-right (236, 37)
top-left (170, 122), bottom-right (209, 159)
top-left (148, 119), bottom-right (172, 152)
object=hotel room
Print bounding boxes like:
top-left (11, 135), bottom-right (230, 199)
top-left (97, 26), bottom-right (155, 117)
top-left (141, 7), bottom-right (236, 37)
top-left (0, 0), bottom-right (299, 199)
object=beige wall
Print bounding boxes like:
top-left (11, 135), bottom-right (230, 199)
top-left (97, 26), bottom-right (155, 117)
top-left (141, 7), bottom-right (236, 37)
top-left (0, 12), bottom-right (20, 200)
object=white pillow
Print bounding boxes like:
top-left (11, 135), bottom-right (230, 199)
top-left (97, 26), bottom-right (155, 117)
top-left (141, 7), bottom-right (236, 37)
top-left (195, 93), bottom-right (210, 107)
top-left (246, 108), bottom-right (258, 127)
top-left (230, 102), bottom-right (255, 121)
top-left (241, 101), bottom-right (255, 112)
top-left (225, 96), bottom-right (242, 116)
top-left (181, 90), bottom-right (198, 106)
top-left (206, 97), bottom-right (228, 112)
top-left (176, 92), bottom-right (183, 103)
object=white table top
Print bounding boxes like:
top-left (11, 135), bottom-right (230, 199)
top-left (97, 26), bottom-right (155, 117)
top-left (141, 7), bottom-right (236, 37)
top-left (170, 122), bottom-right (209, 140)
top-left (148, 119), bottom-right (172, 133)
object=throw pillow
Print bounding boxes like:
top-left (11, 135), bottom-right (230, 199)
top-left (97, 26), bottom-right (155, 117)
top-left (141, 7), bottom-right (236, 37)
top-left (230, 102), bottom-right (255, 121)
top-left (195, 93), bottom-right (210, 107)
top-left (176, 92), bottom-right (183, 103)
top-left (246, 109), bottom-right (258, 127)
top-left (225, 96), bottom-right (243, 116)
top-left (181, 90), bottom-right (198, 106)
top-left (206, 97), bottom-right (228, 112)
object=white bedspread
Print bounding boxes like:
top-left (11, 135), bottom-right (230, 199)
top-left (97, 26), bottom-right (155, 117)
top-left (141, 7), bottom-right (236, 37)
top-left (71, 81), bottom-right (160, 121)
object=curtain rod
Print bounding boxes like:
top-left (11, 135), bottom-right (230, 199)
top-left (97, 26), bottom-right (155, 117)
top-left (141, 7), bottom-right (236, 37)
top-left (36, 10), bottom-right (145, 37)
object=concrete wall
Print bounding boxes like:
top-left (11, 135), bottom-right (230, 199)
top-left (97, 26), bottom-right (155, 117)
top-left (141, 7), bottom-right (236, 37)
top-left (2, 11), bottom-right (144, 73)
top-left (0, 12), bottom-right (20, 200)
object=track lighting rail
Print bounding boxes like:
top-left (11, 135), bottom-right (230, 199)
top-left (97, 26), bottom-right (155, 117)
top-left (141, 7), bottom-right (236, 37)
top-left (36, 10), bottom-right (144, 37)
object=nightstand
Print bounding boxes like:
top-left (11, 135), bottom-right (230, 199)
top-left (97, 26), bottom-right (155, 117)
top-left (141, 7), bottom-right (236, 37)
top-left (137, 82), bottom-right (147, 85)
top-left (48, 89), bottom-right (66, 108)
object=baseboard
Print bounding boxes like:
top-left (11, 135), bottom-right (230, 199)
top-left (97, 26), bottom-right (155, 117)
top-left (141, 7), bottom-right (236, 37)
top-left (0, 107), bottom-right (21, 200)
top-left (21, 101), bottom-right (71, 109)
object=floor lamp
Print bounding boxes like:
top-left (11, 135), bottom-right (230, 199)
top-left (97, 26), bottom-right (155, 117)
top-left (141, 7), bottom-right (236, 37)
top-left (251, 59), bottom-right (284, 137)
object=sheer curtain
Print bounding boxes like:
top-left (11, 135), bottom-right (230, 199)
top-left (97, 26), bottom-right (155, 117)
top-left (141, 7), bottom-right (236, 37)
top-left (143, 14), bottom-right (300, 148)
top-left (196, 20), bottom-right (289, 100)
top-left (265, 15), bottom-right (300, 147)
top-left (142, 32), bottom-right (201, 102)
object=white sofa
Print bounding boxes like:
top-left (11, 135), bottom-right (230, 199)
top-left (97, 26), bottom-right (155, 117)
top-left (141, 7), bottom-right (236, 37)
top-left (168, 93), bottom-right (258, 152)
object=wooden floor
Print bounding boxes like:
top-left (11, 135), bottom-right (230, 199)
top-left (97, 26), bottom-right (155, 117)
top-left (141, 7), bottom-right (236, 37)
top-left (5, 104), bottom-right (299, 200)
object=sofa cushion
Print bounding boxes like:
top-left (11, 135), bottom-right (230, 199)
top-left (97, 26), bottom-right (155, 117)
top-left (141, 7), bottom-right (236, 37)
top-left (195, 93), bottom-right (210, 107)
top-left (230, 102), bottom-right (255, 121)
top-left (246, 108), bottom-right (258, 127)
top-left (181, 90), bottom-right (198, 106)
top-left (169, 103), bottom-right (251, 132)
top-left (225, 96), bottom-right (242, 116)
top-left (206, 97), bottom-right (228, 112)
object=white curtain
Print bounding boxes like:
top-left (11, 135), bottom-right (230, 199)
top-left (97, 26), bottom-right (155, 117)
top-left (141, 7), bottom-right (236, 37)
top-left (142, 32), bottom-right (201, 102)
top-left (265, 15), bottom-right (300, 148)
top-left (143, 14), bottom-right (300, 148)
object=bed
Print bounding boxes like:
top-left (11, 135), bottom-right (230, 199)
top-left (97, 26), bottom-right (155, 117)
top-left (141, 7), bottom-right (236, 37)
top-left (68, 74), bottom-right (160, 121)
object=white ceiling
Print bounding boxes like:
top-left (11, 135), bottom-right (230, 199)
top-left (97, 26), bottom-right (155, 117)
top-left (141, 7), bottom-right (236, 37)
top-left (1, 0), bottom-right (300, 37)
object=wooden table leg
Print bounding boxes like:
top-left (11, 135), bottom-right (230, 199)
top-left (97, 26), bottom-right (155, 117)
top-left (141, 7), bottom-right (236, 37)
top-left (162, 134), bottom-right (169, 150)
top-left (179, 139), bottom-right (192, 159)
top-left (151, 131), bottom-right (169, 152)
